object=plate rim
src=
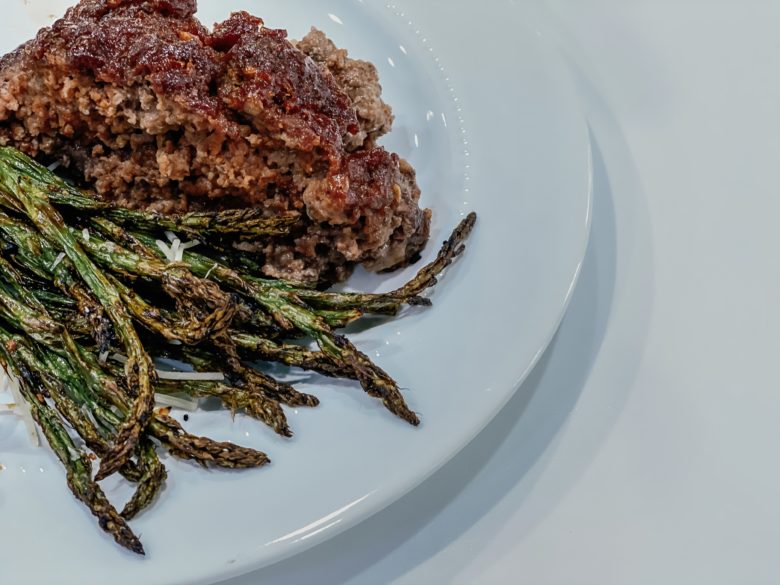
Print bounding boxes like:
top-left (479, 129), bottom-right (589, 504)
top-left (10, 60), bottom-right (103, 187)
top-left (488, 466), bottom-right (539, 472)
top-left (0, 1), bottom-right (593, 583)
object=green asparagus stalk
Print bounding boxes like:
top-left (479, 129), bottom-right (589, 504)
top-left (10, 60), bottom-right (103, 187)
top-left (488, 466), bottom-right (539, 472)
top-left (0, 256), bottom-right (115, 401)
top-left (45, 348), bottom-right (168, 518)
top-left (0, 339), bottom-right (144, 554)
top-left (18, 295), bottom-right (301, 437)
top-left (121, 438), bottom-right (167, 521)
top-left (76, 223), bottom-right (418, 423)
top-left (159, 342), bottom-right (320, 409)
top-left (1, 333), bottom-right (162, 511)
top-left (267, 212), bottom-right (477, 314)
top-left (130, 231), bottom-right (420, 424)
top-left (13, 278), bottom-right (313, 435)
top-left (73, 223), bottom-right (236, 324)
top-left (0, 198), bottom-right (267, 467)
top-left (30, 288), bottom-right (77, 310)
top-left (89, 217), bottom-right (241, 343)
top-left (199, 213), bottom-right (476, 316)
top-left (0, 261), bottom-right (168, 513)
top-left (68, 341), bottom-right (272, 470)
top-left (0, 211), bottom-right (237, 346)
top-left (0, 176), bottom-right (156, 481)
top-left (316, 308), bottom-right (365, 329)
top-left (38, 350), bottom-right (129, 444)
top-left (0, 147), bottom-right (301, 239)
top-left (0, 211), bottom-right (115, 353)
top-left (143, 212), bottom-right (475, 424)
top-left (150, 413), bottom-right (271, 468)
top-left (156, 378), bottom-right (301, 422)
top-left (0, 331), bottom-right (112, 453)
top-left (231, 332), bottom-right (353, 379)
top-left (107, 272), bottom-right (236, 345)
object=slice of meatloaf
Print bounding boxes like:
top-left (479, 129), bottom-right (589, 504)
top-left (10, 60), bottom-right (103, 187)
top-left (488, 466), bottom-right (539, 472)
top-left (0, 0), bottom-right (430, 284)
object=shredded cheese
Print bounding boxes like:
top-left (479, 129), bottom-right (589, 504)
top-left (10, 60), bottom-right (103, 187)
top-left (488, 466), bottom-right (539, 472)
top-left (82, 228), bottom-right (90, 243)
top-left (156, 371), bottom-right (225, 382)
top-left (161, 231), bottom-right (198, 262)
top-left (50, 252), bottom-right (66, 271)
top-left (204, 263), bottom-right (219, 280)
top-left (156, 240), bottom-right (173, 262)
top-left (170, 238), bottom-right (182, 262)
top-left (4, 369), bottom-right (39, 447)
top-left (155, 393), bottom-right (200, 411)
top-left (110, 354), bottom-right (224, 382)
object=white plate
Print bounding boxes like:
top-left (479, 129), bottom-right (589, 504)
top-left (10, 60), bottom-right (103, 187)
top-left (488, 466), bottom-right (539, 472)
top-left (0, 1), bottom-right (591, 584)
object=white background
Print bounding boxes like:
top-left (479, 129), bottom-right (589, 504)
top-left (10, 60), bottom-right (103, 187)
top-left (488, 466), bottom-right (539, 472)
top-left (224, 1), bottom-right (780, 584)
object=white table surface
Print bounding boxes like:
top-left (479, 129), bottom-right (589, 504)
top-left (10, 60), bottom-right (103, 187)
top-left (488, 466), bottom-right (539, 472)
top-left (223, 2), bottom-right (780, 583)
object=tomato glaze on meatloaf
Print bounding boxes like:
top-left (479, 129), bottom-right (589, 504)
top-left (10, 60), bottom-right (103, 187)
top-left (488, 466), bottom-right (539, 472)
top-left (0, 0), bottom-right (431, 284)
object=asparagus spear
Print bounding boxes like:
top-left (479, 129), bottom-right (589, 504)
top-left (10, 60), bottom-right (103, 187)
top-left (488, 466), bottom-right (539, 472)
top-left (44, 345), bottom-right (168, 518)
top-left (231, 332), bottom-right (353, 379)
top-left (0, 211), bottom-right (237, 346)
top-left (0, 147), bottom-right (301, 239)
top-left (8, 337), bottom-right (112, 451)
top-left (20, 295), bottom-right (301, 438)
top-left (47, 301), bottom-right (320, 413)
top-left (121, 438), bottom-right (167, 521)
top-left (0, 338), bottom-right (144, 554)
top-left (89, 217), bottom-right (241, 343)
top-left (0, 331), bottom-right (163, 512)
top-left (158, 343), bottom-right (320, 409)
top-left (201, 213), bottom-right (477, 316)
top-left (234, 279), bottom-right (421, 425)
top-left (0, 257), bottom-right (116, 402)
top-left (72, 222), bottom-right (239, 337)
top-left (44, 258), bottom-right (297, 433)
top-left (10, 265), bottom-right (311, 435)
top-left (129, 231), bottom-right (420, 424)
top-left (267, 212), bottom-right (477, 314)
top-left (139, 213), bottom-right (478, 422)
top-left (150, 413), bottom-right (270, 469)
top-left (0, 261), bottom-right (168, 513)
top-left (315, 308), bottom-right (365, 329)
top-left (0, 197), bottom-right (267, 467)
top-left (156, 378), bottom-right (303, 422)
top-left (0, 211), bottom-right (115, 353)
top-left (0, 176), bottom-right (156, 480)
top-left (74, 223), bottom-right (418, 423)
top-left (30, 288), bottom-right (77, 310)
top-left (38, 349), bottom-right (131, 445)
top-left (69, 342), bottom-right (272, 470)
top-left (71, 340), bottom-right (272, 470)
top-left (107, 271), bottom-right (237, 346)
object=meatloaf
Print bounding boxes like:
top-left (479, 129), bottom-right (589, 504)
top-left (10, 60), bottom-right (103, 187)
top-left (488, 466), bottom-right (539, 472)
top-left (0, 0), bottom-right (431, 284)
